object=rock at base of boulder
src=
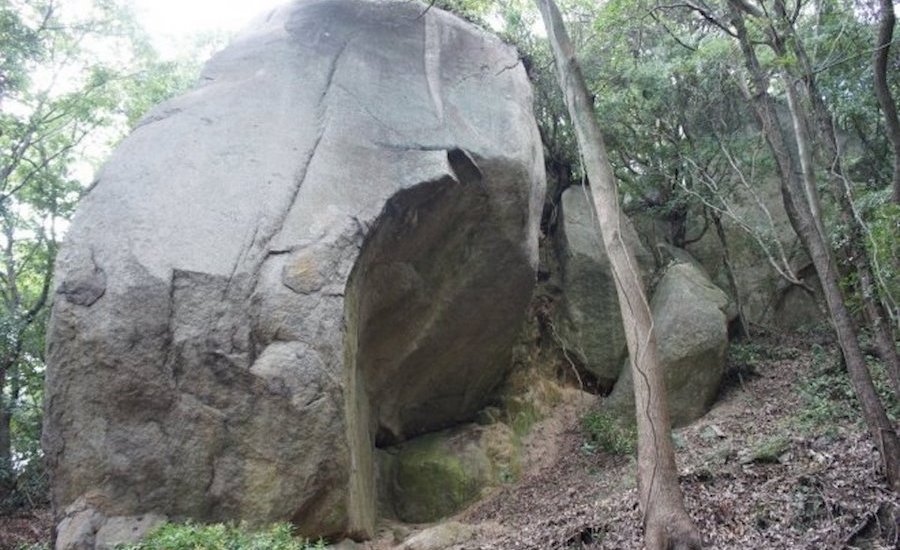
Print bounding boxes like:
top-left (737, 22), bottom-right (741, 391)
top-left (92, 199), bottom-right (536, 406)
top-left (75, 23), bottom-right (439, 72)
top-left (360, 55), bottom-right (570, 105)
top-left (95, 514), bottom-right (167, 550)
top-left (398, 522), bottom-right (476, 550)
top-left (379, 423), bottom-right (517, 523)
top-left (54, 496), bottom-right (167, 550)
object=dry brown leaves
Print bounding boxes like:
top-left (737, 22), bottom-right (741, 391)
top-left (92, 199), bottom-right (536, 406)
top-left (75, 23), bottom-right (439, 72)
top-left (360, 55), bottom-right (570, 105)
top-left (457, 332), bottom-right (900, 549)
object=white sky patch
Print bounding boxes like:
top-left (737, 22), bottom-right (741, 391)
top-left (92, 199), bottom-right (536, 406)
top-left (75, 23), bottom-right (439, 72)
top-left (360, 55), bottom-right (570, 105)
top-left (130, 0), bottom-right (288, 58)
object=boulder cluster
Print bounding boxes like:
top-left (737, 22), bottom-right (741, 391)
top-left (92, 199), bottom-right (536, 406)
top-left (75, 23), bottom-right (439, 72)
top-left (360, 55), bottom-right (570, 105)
top-left (43, 1), bottom-right (801, 548)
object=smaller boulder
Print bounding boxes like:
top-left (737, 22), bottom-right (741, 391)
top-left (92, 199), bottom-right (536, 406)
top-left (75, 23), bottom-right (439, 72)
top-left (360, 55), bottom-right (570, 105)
top-left (397, 522), bottom-right (476, 550)
top-left (608, 251), bottom-right (730, 427)
top-left (380, 423), bottom-right (515, 523)
top-left (54, 497), bottom-right (106, 550)
top-left (55, 496), bottom-right (168, 550)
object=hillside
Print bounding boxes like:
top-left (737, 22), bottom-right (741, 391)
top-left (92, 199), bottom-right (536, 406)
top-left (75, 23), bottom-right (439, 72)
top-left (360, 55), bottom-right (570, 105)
top-left (366, 329), bottom-right (899, 549)
top-left (3, 329), bottom-right (899, 549)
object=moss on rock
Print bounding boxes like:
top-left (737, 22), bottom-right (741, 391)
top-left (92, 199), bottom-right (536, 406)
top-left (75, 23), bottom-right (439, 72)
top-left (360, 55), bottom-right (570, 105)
top-left (388, 428), bottom-right (492, 523)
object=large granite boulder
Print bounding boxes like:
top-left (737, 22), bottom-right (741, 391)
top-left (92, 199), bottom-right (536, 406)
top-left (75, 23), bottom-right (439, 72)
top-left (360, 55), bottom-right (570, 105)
top-left (43, 1), bottom-right (544, 546)
top-left (554, 186), bottom-right (655, 388)
top-left (608, 250), bottom-right (730, 427)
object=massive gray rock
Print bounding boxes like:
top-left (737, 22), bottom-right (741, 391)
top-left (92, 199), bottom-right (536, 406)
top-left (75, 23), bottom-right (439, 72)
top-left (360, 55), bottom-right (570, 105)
top-left (680, 173), bottom-right (820, 330)
top-left (43, 1), bottom-right (544, 546)
top-left (608, 250), bottom-right (730, 427)
top-left (554, 186), bottom-right (655, 388)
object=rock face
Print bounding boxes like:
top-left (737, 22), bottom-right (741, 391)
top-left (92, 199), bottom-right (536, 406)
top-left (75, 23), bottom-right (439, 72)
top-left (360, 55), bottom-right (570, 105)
top-left (43, 1), bottom-right (544, 546)
top-left (679, 173), bottom-right (820, 330)
top-left (554, 186), bottom-right (655, 388)
top-left (608, 250), bottom-right (730, 427)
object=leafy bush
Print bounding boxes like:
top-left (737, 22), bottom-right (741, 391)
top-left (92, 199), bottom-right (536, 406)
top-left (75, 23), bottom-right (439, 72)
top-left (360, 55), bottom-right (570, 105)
top-left (859, 193), bottom-right (899, 314)
top-left (117, 521), bottom-right (326, 550)
top-left (795, 344), bottom-right (900, 434)
top-left (581, 410), bottom-right (636, 455)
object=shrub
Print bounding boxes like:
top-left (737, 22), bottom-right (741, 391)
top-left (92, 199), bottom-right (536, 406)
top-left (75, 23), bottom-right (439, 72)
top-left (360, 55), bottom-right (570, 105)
top-left (581, 410), bottom-right (636, 455)
top-left (795, 344), bottom-right (900, 434)
top-left (117, 521), bottom-right (326, 550)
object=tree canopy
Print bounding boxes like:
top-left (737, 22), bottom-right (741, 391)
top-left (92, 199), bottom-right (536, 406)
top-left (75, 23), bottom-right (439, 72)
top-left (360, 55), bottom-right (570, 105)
top-left (0, 0), bottom-right (209, 508)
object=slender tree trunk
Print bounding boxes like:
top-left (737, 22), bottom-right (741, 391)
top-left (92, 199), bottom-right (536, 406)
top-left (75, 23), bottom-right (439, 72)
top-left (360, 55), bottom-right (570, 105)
top-left (536, 1), bottom-right (703, 547)
top-left (782, 74), bottom-right (826, 241)
top-left (773, 5), bottom-right (900, 398)
top-left (730, 3), bottom-right (900, 491)
top-left (873, 0), bottom-right (900, 203)
top-left (0, 364), bottom-right (12, 504)
top-left (712, 211), bottom-right (749, 339)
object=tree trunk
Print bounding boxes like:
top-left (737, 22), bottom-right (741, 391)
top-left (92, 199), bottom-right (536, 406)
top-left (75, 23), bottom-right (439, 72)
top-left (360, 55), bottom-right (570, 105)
top-left (873, 0), bottom-right (900, 203)
top-left (0, 365), bottom-right (12, 504)
top-left (535, 1), bottom-right (703, 547)
top-left (729, 3), bottom-right (900, 491)
top-left (782, 74), bottom-right (826, 241)
top-left (712, 211), bottom-right (749, 339)
top-left (774, 5), bottom-right (900, 399)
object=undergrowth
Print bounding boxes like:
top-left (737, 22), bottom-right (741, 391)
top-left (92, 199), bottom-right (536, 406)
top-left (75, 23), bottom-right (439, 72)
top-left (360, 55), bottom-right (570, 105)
top-left (581, 410), bottom-right (636, 455)
top-left (117, 521), bottom-right (325, 550)
top-left (794, 342), bottom-right (900, 435)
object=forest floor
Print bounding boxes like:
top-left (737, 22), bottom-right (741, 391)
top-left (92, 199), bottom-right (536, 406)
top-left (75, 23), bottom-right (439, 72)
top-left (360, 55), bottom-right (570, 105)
top-left (2, 329), bottom-right (898, 549)
top-left (370, 328), bottom-right (900, 549)
top-left (0, 507), bottom-right (51, 549)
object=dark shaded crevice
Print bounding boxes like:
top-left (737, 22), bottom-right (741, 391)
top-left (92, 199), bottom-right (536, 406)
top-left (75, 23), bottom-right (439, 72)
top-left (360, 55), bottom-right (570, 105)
top-left (343, 164), bottom-right (534, 525)
top-left (447, 148), bottom-right (483, 187)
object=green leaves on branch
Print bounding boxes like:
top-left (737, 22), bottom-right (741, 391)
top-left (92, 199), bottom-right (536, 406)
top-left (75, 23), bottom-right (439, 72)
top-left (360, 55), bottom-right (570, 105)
top-left (0, 0), bottom-right (206, 508)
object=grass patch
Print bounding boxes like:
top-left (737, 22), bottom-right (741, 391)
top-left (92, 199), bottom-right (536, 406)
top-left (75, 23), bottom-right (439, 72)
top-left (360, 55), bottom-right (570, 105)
top-left (581, 410), bottom-right (636, 455)
top-left (117, 521), bottom-right (326, 550)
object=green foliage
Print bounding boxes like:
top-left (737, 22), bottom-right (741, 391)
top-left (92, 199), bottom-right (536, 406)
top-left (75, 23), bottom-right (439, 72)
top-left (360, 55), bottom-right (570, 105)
top-left (795, 344), bottom-right (859, 432)
top-left (118, 521), bottom-right (325, 550)
top-left (795, 344), bottom-right (900, 435)
top-left (0, 0), bottom-right (205, 510)
top-left (860, 194), bottom-right (899, 314)
top-left (727, 341), bottom-right (768, 372)
top-left (720, 341), bottom-right (770, 393)
top-left (581, 410), bottom-right (636, 455)
top-left (507, 399), bottom-right (541, 439)
top-left (434, 0), bottom-right (494, 23)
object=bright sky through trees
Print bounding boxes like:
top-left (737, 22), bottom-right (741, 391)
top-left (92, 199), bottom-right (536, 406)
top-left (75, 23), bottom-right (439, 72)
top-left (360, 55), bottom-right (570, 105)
top-left (131, 0), bottom-right (286, 57)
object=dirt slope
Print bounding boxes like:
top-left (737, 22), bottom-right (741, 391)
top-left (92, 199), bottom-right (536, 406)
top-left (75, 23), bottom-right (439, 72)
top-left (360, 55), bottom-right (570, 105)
top-left (374, 331), bottom-right (900, 549)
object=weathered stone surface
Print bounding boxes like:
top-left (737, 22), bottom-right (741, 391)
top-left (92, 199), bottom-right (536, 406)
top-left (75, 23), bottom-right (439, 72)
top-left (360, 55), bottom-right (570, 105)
top-left (397, 522), bottom-right (476, 550)
top-left (554, 186), bottom-right (655, 387)
top-left (387, 429), bottom-right (491, 523)
top-left (380, 422), bottom-right (515, 523)
top-left (55, 498), bottom-right (105, 550)
top-left (94, 514), bottom-right (167, 550)
top-left (680, 173), bottom-right (820, 329)
top-left (608, 250), bottom-right (730, 427)
top-left (44, 0), bottom-right (544, 545)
